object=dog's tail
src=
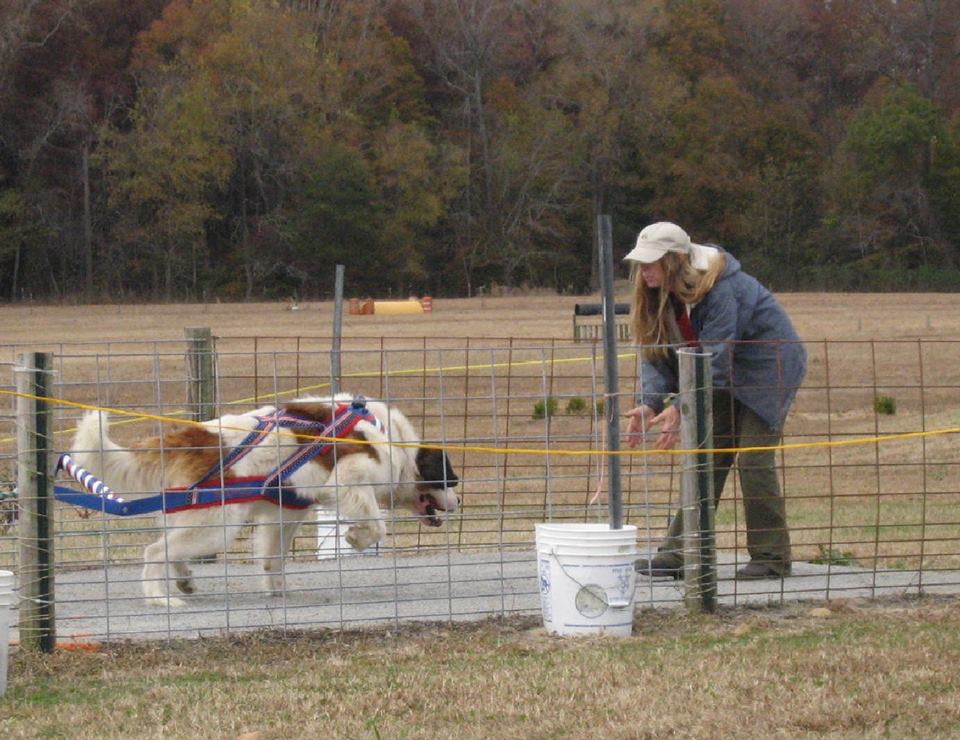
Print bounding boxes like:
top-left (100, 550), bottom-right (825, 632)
top-left (69, 411), bottom-right (148, 495)
top-left (73, 410), bottom-right (116, 453)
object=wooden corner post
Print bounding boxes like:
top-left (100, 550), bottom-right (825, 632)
top-left (16, 352), bottom-right (56, 652)
top-left (185, 327), bottom-right (216, 422)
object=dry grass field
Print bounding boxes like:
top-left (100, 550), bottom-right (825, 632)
top-left (2, 292), bottom-right (960, 737)
top-left (4, 292), bottom-right (960, 569)
top-left (3, 599), bottom-right (960, 737)
top-left (3, 291), bottom-right (960, 344)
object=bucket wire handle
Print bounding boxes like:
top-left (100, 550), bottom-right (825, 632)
top-left (549, 546), bottom-right (637, 609)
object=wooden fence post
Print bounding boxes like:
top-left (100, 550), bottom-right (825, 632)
top-left (185, 327), bottom-right (216, 422)
top-left (679, 349), bottom-right (717, 614)
top-left (16, 352), bottom-right (56, 652)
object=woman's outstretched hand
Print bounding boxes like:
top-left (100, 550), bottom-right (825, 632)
top-left (624, 403), bottom-right (681, 450)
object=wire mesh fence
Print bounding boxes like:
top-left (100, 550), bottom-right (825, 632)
top-left (1, 333), bottom-right (959, 644)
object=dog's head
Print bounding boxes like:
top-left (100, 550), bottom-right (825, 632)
top-left (411, 446), bottom-right (459, 526)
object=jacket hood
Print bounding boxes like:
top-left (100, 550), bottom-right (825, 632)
top-left (717, 246), bottom-right (741, 279)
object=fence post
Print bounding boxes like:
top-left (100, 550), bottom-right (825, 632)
top-left (185, 327), bottom-right (216, 421)
top-left (331, 264), bottom-right (345, 397)
top-left (678, 349), bottom-right (717, 614)
top-left (597, 214), bottom-right (623, 529)
top-left (16, 352), bottom-right (56, 652)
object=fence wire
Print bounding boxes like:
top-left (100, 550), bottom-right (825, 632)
top-left (1, 335), bottom-right (959, 644)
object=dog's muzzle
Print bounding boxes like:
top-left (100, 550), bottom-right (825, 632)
top-left (415, 488), bottom-right (459, 527)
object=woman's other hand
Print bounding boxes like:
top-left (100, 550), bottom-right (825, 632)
top-left (650, 404), bottom-right (681, 450)
top-left (624, 403), bottom-right (681, 450)
top-left (623, 405), bottom-right (655, 449)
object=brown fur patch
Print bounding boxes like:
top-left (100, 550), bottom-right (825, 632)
top-left (131, 426), bottom-right (227, 482)
top-left (284, 402), bottom-right (337, 450)
top-left (126, 410), bottom-right (381, 483)
top-left (282, 402), bottom-right (335, 425)
top-left (280, 403), bottom-right (380, 472)
top-left (307, 429), bottom-right (380, 473)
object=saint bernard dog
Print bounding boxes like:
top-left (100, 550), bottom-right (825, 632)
top-left (68, 394), bottom-right (459, 607)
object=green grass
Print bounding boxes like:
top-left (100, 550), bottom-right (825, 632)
top-left (875, 395), bottom-right (897, 415)
top-left (810, 544), bottom-right (858, 566)
top-left (4, 600), bottom-right (960, 738)
top-left (565, 397), bottom-right (587, 414)
top-left (532, 397), bottom-right (558, 419)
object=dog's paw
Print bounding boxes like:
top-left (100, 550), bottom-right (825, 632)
top-left (145, 595), bottom-right (187, 609)
top-left (344, 524), bottom-right (381, 552)
top-left (265, 574), bottom-right (284, 597)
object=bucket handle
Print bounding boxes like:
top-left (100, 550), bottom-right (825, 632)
top-left (548, 546), bottom-right (637, 609)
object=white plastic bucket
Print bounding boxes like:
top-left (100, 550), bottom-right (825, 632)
top-left (0, 570), bottom-right (15, 696)
top-left (535, 523), bottom-right (637, 637)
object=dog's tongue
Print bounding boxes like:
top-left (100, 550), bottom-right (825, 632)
top-left (418, 495), bottom-right (443, 526)
top-left (425, 504), bottom-right (443, 527)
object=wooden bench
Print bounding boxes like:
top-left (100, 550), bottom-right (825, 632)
top-left (572, 303), bottom-right (631, 343)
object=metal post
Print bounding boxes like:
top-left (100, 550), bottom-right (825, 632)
top-left (331, 264), bottom-right (345, 397)
top-left (679, 348), bottom-right (717, 613)
top-left (16, 352), bottom-right (56, 652)
top-left (185, 327), bottom-right (216, 421)
top-left (597, 214), bottom-right (623, 529)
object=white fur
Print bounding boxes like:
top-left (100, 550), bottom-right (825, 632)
top-left (68, 395), bottom-right (458, 607)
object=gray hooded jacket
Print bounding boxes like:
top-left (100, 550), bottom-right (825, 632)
top-left (638, 250), bottom-right (807, 430)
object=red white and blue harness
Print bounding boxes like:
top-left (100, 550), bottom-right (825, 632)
top-left (54, 398), bottom-right (384, 517)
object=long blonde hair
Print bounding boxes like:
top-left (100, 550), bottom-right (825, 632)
top-left (631, 251), bottom-right (726, 361)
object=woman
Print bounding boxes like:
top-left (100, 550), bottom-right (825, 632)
top-left (623, 222), bottom-right (806, 580)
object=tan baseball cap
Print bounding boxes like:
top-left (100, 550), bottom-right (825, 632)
top-left (624, 222), bottom-right (717, 269)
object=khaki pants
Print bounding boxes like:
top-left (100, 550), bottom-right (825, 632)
top-left (658, 393), bottom-right (791, 566)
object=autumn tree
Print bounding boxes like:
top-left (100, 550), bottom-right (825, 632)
top-left (0, 0), bottom-right (168, 299)
top-left (4, 0), bottom-right (960, 299)
top-left (390, 0), bottom-right (563, 293)
top-left (95, 74), bottom-right (232, 298)
top-left (539, 0), bottom-right (662, 290)
top-left (830, 82), bottom-right (957, 277)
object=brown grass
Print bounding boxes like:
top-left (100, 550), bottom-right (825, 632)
top-left (4, 291), bottom-right (960, 344)
top-left (4, 293), bottom-right (960, 569)
top-left (3, 597), bottom-right (960, 738)
top-left (3, 295), bottom-right (960, 735)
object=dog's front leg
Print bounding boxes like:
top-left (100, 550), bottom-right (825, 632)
top-left (339, 485), bottom-right (386, 551)
top-left (344, 519), bottom-right (385, 551)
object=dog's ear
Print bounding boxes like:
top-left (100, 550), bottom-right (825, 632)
top-left (282, 401), bottom-right (334, 424)
top-left (415, 447), bottom-right (459, 488)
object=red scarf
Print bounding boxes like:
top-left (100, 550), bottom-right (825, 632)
top-left (675, 303), bottom-right (699, 347)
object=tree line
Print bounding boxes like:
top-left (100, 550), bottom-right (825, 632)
top-left (1, 0), bottom-right (959, 302)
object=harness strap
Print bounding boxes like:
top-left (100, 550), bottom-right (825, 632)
top-left (190, 420), bottom-right (276, 488)
top-left (189, 408), bottom-right (344, 487)
top-left (53, 474), bottom-right (313, 517)
top-left (187, 400), bottom-right (379, 505)
top-left (54, 396), bottom-right (385, 516)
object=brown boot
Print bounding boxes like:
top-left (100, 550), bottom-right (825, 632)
top-left (735, 561), bottom-right (791, 580)
top-left (635, 553), bottom-right (683, 580)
